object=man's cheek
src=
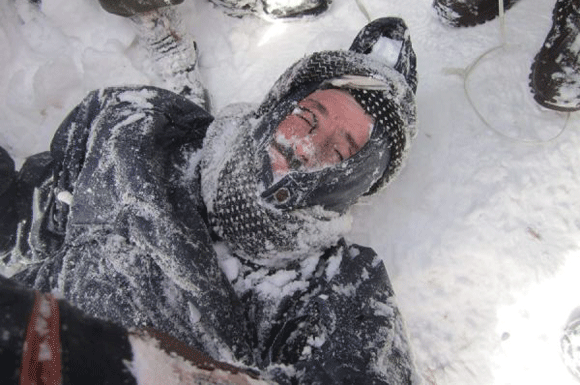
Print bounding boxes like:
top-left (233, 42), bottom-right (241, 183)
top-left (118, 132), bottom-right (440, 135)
top-left (268, 147), bottom-right (289, 175)
top-left (277, 116), bottom-right (309, 140)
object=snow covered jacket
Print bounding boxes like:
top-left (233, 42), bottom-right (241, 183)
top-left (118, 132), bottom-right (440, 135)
top-left (1, 17), bottom-right (418, 385)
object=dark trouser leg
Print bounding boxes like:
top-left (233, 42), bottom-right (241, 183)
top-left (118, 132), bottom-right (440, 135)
top-left (0, 148), bottom-right (53, 260)
top-left (129, 7), bottom-right (209, 110)
top-left (0, 147), bottom-right (18, 256)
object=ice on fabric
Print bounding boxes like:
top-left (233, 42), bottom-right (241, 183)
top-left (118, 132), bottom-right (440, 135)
top-left (37, 341), bottom-right (52, 362)
top-left (369, 37), bottom-right (404, 68)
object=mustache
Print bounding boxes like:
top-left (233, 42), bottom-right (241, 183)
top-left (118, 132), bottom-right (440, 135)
top-left (271, 141), bottom-right (303, 170)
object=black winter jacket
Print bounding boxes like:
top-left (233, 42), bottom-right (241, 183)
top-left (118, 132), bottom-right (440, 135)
top-left (0, 85), bottom-right (415, 384)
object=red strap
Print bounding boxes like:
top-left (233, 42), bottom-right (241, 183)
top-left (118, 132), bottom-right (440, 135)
top-left (20, 292), bottom-right (62, 385)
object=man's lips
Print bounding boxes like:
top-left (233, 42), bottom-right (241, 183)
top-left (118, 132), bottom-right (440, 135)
top-left (269, 141), bottom-right (305, 175)
top-left (269, 144), bottom-right (289, 174)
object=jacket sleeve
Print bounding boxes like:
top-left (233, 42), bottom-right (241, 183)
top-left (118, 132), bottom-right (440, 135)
top-left (9, 86), bottom-right (254, 361)
top-left (266, 242), bottom-right (417, 385)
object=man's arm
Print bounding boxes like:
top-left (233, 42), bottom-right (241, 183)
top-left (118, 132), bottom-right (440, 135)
top-left (9, 86), bottom-right (253, 361)
top-left (265, 241), bottom-right (417, 385)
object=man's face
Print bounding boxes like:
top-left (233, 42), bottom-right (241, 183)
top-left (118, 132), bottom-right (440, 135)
top-left (269, 89), bottom-right (373, 176)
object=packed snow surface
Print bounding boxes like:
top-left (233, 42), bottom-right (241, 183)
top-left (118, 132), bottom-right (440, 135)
top-left (1, 0), bottom-right (580, 384)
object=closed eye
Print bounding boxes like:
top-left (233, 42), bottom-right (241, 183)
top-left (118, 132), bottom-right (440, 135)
top-left (334, 149), bottom-right (344, 161)
top-left (294, 106), bottom-right (317, 133)
top-left (346, 133), bottom-right (362, 157)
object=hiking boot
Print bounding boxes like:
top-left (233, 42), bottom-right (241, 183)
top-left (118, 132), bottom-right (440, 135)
top-left (562, 307), bottom-right (580, 380)
top-left (130, 8), bottom-right (210, 110)
top-left (208, 0), bottom-right (330, 20)
top-left (349, 17), bottom-right (418, 94)
top-left (98, 0), bottom-right (185, 17)
top-left (529, 0), bottom-right (580, 112)
top-left (433, 0), bottom-right (521, 27)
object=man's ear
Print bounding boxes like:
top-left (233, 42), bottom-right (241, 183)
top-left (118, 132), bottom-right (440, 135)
top-left (349, 17), bottom-right (418, 93)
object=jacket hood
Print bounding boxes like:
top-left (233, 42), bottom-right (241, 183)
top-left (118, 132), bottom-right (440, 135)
top-left (252, 17), bottom-right (418, 213)
top-left (199, 18), bottom-right (418, 261)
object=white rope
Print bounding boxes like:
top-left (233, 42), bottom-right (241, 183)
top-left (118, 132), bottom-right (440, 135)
top-left (354, 0), bottom-right (372, 23)
top-left (498, 0), bottom-right (506, 43)
top-left (460, 0), bottom-right (571, 145)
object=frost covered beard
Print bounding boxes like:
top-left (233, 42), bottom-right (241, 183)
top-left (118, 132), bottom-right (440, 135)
top-left (199, 105), bottom-right (352, 266)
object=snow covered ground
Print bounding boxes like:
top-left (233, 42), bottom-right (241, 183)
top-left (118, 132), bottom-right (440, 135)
top-left (1, 0), bottom-right (579, 383)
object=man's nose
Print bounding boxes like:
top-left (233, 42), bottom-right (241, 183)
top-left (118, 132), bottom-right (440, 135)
top-left (293, 137), bottom-right (315, 166)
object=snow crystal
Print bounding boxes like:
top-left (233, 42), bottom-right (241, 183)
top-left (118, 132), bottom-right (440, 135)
top-left (254, 269), bottom-right (311, 299)
top-left (37, 341), bottom-right (52, 362)
top-left (218, 255), bottom-right (241, 282)
top-left (371, 298), bottom-right (395, 318)
top-left (110, 112), bottom-right (148, 136)
top-left (298, 255), bottom-right (320, 280)
top-left (38, 296), bottom-right (52, 318)
top-left (307, 334), bottom-right (326, 348)
top-left (188, 302), bottom-right (202, 324)
top-left (324, 252), bottom-right (342, 281)
top-left (35, 316), bottom-right (49, 337)
top-left (331, 283), bottom-right (356, 297)
top-left (361, 267), bottom-right (369, 280)
top-left (56, 190), bottom-right (73, 206)
top-left (116, 89), bottom-right (157, 110)
top-left (180, 148), bottom-right (204, 186)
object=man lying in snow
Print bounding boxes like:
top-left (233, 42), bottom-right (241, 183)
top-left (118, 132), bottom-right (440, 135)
top-left (0, 18), bottom-right (419, 384)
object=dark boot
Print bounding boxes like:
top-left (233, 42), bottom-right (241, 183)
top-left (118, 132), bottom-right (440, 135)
top-left (130, 8), bottom-right (210, 110)
top-left (433, 0), bottom-right (521, 27)
top-left (98, 0), bottom-right (184, 17)
top-left (97, 1), bottom-right (209, 109)
top-left (208, 0), bottom-right (330, 20)
top-left (562, 306), bottom-right (580, 380)
top-left (349, 17), bottom-right (418, 94)
top-left (529, 0), bottom-right (580, 112)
